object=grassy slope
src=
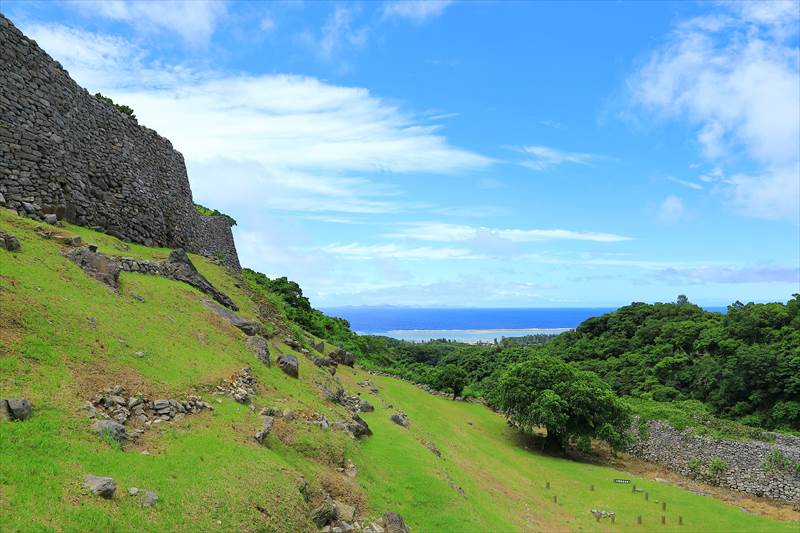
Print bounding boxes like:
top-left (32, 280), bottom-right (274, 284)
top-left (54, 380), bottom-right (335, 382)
top-left (0, 208), bottom-right (796, 532)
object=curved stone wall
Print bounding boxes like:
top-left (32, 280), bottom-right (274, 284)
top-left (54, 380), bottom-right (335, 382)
top-left (0, 15), bottom-right (239, 270)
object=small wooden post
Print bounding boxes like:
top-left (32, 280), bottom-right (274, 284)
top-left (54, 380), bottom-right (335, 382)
top-left (645, 492), bottom-right (649, 501)
top-left (590, 484), bottom-right (594, 491)
top-left (552, 495), bottom-right (557, 504)
top-left (632, 484), bottom-right (637, 493)
top-left (661, 516), bottom-right (666, 525)
top-left (679, 516), bottom-right (683, 526)
top-left (611, 515), bottom-right (616, 524)
top-left (662, 502), bottom-right (667, 511)
top-left (546, 481), bottom-right (550, 489)
top-left (637, 515), bottom-right (642, 525)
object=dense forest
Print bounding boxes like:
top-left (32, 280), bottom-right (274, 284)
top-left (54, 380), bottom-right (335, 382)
top-left (245, 269), bottom-right (799, 436)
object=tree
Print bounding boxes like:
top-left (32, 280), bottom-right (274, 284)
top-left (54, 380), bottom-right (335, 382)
top-left (496, 354), bottom-right (630, 451)
top-left (434, 364), bottom-right (468, 399)
top-left (676, 294), bottom-right (690, 305)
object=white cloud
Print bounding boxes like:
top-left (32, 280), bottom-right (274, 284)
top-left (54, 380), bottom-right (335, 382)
top-left (666, 176), bottom-right (703, 190)
top-left (382, 1), bottom-right (452, 22)
top-left (386, 222), bottom-right (632, 243)
top-left (630, 1), bottom-right (800, 221)
top-left (69, 0), bottom-right (226, 46)
top-left (658, 194), bottom-right (685, 224)
top-left (317, 6), bottom-right (370, 59)
top-left (657, 265), bottom-right (799, 285)
top-left (260, 16), bottom-right (276, 32)
top-left (23, 23), bottom-right (491, 215)
top-left (517, 145), bottom-right (601, 171)
top-left (321, 243), bottom-right (480, 260)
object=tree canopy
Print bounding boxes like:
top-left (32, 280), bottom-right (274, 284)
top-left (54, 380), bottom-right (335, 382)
top-left (434, 364), bottom-right (468, 399)
top-left (496, 354), bottom-right (630, 450)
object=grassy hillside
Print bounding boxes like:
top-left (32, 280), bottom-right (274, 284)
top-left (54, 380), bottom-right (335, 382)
top-left (0, 207), bottom-right (796, 532)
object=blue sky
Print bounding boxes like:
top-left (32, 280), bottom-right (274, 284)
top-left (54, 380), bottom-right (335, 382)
top-left (4, 0), bottom-right (799, 307)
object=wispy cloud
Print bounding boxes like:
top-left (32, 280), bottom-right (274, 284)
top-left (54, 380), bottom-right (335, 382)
top-left (666, 176), bottom-right (703, 190)
top-left (317, 5), bottom-right (370, 59)
top-left (382, 1), bottom-right (453, 22)
top-left (24, 23), bottom-right (491, 216)
top-left (69, 0), bottom-right (226, 46)
top-left (658, 194), bottom-right (686, 224)
top-left (516, 145), bottom-right (602, 171)
top-left (386, 222), bottom-right (633, 243)
top-left (657, 265), bottom-right (800, 285)
top-left (321, 243), bottom-right (480, 260)
top-left (629, 1), bottom-right (800, 221)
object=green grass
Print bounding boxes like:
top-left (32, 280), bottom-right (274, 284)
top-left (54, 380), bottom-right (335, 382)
top-left (0, 207), bottom-right (797, 532)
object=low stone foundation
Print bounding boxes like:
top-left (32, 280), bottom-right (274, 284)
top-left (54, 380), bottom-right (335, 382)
top-left (628, 419), bottom-right (800, 504)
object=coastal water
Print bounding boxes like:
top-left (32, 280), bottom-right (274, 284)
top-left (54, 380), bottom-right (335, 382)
top-left (321, 306), bottom-right (729, 343)
top-left (320, 307), bottom-right (615, 342)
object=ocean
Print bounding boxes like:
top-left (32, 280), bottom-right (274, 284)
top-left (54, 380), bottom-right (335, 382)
top-left (321, 306), bottom-right (729, 343)
top-left (320, 307), bottom-right (616, 342)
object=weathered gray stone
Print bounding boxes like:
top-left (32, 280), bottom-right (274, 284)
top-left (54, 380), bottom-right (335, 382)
top-left (92, 419), bottom-right (128, 443)
top-left (390, 413), bottom-right (409, 429)
top-left (348, 415), bottom-right (372, 438)
top-left (141, 490), bottom-right (158, 507)
top-left (203, 299), bottom-right (259, 335)
top-left (64, 248), bottom-right (120, 289)
top-left (84, 475), bottom-right (116, 499)
top-left (246, 335), bottom-right (271, 367)
top-left (3, 398), bottom-right (32, 421)
top-left (334, 500), bottom-right (355, 522)
top-left (277, 354), bottom-right (299, 378)
top-left (161, 249), bottom-right (237, 310)
top-left (382, 512), bottom-right (409, 533)
top-left (330, 348), bottom-right (356, 367)
top-left (254, 415), bottom-right (274, 445)
top-left (358, 400), bottom-right (374, 413)
top-left (315, 341), bottom-right (325, 353)
top-left (43, 213), bottom-right (57, 225)
top-left (311, 499), bottom-right (337, 527)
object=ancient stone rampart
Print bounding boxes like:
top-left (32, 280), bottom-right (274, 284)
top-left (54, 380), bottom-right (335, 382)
top-left (0, 15), bottom-right (240, 270)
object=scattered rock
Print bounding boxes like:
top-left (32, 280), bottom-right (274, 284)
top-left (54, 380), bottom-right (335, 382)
top-left (89, 386), bottom-right (212, 431)
top-left (311, 499), bottom-right (337, 528)
top-left (128, 487), bottom-right (139, 496)
top-left (277, 354), bottom-right (299, 378)
top-left (284, 337), bottom-right (302, 350)
top-left (141, 490), bottom-right (158, 507)
top-left (330, 348), bottom-right (356, 367)
top-left (92, 419), bottom-right (129, 444)
top-left (215, 367), bottom-right (258, 403)
top-left (246, 335), bottom-right (271, 367)
top-left (161, 249), bottom-right (238, 310)
top-left (64, 248), bottom-right (120, 289)
top-left (334, 500), bottom-right (356, 523)
top-left (383, 512), bottom-right (409, 533)
top-left (390, 413), bottom-right (410, 429)
top-left (87, 316), bottom-right (97, 329)
top-left (84, 475), bottom-right (116, 499)
top-left (254, 416), bottom-right (274, 445)
top-left (348, 415), bottom-right (372, 439)
top-left (591, 509), bottom-right (616, 522)
top-left (283, 408), bottom-right (295, 420)
top-left (358, 400), bottom-right (374, 413)
top-left (422, 439), bottom-right (441, 457)
top-left (344, 461), bottom-right (358, 478)
top-left (0, 231), bottom-right (21, 251)
top-left (43, 213), bottom-right (58, 225)
top-left (203, 299), bottom-right (259, 335)
top-left (131, 293), bottom-right (145, 302)
top-left (0, 398), bottom-right (32, 421)
top-left (315, 341), bottom-right (325, 353)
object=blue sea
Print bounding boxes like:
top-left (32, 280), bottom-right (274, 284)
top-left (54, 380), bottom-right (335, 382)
top-left (320, 307), bottom-right (614, 342)
top-left (321, 306), bottom-right (728, 343)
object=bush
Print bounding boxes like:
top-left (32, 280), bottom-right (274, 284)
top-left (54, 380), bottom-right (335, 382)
top-left (94, 92), bottom-right (136, 120)
top-left (687, 457), bottom-right (702, 477)
top-left (707, 457), bottom-right (728, 481)
top-left (761, 449), bottom-right (800, 474)
top-left (194, 203), bottom-right (237, 227)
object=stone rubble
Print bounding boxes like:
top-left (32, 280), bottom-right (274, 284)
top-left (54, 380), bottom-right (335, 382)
top-left (0, 398), bottom-right (32, 421)
top-left (84, 475), bottom-right (116, 499)
top-left (0, 231), bottom-right (21, 251)
top-left (215, 367), bottom-right (258, 404)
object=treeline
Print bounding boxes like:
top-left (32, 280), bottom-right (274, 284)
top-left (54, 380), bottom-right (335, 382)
top-left (241, 270), bottom-right (799, 440)
top-left (353, 296), bottom-right (800, 432)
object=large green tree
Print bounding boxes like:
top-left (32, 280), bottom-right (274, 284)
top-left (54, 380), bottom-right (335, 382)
top-left (434, 364), bottom-right (469, 399)
top-left (496, 354), bottom-right (630, 451)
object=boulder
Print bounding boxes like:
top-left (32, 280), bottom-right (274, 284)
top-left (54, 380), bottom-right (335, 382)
top-left (203, 299), bottom-right (260, 336)
top-left (246, 335), bottom-right (271, 367)
top-left (311, 499), bottom-right (337, 527)
top-left (161, 249), bottom-right (238, 310)
top-left (44, 213), bottom-right (58, 225)
top-left (382, 512), bottom-right (409, 533)
top-left (1, 398), bottom-right (32, 421)
top-left (330, 348), bottom-right (356, 367)
top-left (64, 248), bottom-right (120, 289)
top-left (348, 415), bottom-right (372, 438)
top-left (358, 400), bottom-right (374, 413)
top-left (92, 419), bottom-right (128, 443)
top-left (334, 500), bottom-right (356, 522)
top-left (1, 232), bottom-right (21, 251)
top-left (390, 413), bottom-right (409, 428)
top-left (277, 354), bottom-right (299, 378)
top-left (315, 341), bottom-right (325, 353)
top-left (84, 475), bottom-right (116, 499)
top-left (141, 490), bottom-right (158, 507)
top-left (254, 416), bottom-right (274, 445)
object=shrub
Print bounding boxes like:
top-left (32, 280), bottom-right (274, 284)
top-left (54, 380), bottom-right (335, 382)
top-left (707, 457), bottom-right (728, 481)
top-left (761, 449), bottom-right (800, 474)
top-left (94, 92), bottom-right (136, 120)
top-left (687, 457), bottom-right (702, 477)
top-left (194, 203), bottom-right (237, 227)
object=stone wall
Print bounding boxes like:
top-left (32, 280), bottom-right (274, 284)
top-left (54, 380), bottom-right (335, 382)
top-left (0, 15), bottom-right (240, 270)
top-left (629, 420), bottom-right (800, 504)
